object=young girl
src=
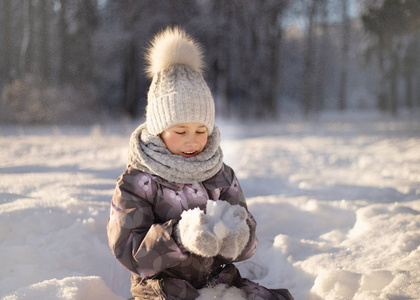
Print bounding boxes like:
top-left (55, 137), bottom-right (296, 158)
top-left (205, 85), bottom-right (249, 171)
top-left (107, 27), bottom-right (293, 300)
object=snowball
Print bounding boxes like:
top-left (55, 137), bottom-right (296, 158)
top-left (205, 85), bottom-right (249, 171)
top-left (178, 207), bottom-right (221, 257)
top-left (206, 200), bottom-right (232, 221)
top-left (213, 220), bottom-right (229, 240)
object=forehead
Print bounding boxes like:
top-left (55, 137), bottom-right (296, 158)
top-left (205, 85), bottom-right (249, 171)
top-left (171, 122), bottom-right (206, 129)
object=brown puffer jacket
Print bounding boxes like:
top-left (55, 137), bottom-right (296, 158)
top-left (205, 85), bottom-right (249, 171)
top-left (107, 164), bottom-right (293, 300)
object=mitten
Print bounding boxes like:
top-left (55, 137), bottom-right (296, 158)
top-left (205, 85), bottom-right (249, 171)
top-left (176, 207), bottom-right (221, 257)
top-left (205, 200), bottom-right (232, 241)
top-left (217, 204), bottom-right (250, 260)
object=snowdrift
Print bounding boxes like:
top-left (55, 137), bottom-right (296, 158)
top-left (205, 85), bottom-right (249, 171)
top-left (1, 112), bottom-right (419, 299)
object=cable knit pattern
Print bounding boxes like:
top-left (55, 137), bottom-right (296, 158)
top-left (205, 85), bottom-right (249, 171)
top-left (127, 123), bottom-right (223, 184)
top-left (146, 65), bottom-right (215, 135)
top-left (145, 27), bottom-right (215, 135)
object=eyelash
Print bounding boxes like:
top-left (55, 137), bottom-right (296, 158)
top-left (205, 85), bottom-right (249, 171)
top-left (175, 131), bottom-right (206, 135)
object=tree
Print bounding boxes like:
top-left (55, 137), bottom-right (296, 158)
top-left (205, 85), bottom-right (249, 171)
top-left (362, 0), bottom-right (420, 114)
top-left (57, 0), bottom-right (98, 83)
top-left (314, 0), bottom-right (329, 112)
top-left (121, 39), bottom-right (140, 118)
top-left (58, 0), bottom-right (70, 83)
top-left (19, 0), bottom-right (32, 75)
top-left (210, 0), bottom-right (287, 119)
top-left (38, 0), bottom-right (50, 80)
top-left (1, 0), bottom-right (13, 81)
top-left (209, 0), bottom-right (233, 118)
top-left (302, 0), bottom-right (318, 117)
top-left (338, 0), bottom-right (350, 111)
top-left (402, 38), bottom-right (419, 108)
top-left (257, 0), bottom-right (284, 119)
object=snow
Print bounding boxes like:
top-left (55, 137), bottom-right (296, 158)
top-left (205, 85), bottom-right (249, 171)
top-left (3, 276), bottom-right (124, 300)
top-left (197, 284), bottom-right (247, 300)
top-left (1, 112), bottom-right (419, 300)
top-left (178, 200), bottom-right (249, 259)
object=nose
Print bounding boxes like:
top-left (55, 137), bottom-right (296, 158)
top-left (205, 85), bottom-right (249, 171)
top-left (185, 133), bottom-right (198, 146)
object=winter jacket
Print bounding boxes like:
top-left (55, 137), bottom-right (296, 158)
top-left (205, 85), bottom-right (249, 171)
top-left (107, 164), bottom-right (258, 285)
top-left (108, 164), bottom-right (294, 300)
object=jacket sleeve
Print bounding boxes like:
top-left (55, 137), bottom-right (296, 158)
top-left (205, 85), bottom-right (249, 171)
top-left (219, 165), bottom-right (258, 262)
top-left (107, 169), bottom-right (188, 278)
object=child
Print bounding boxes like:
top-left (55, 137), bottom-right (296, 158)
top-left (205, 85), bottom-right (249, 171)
top-left (107, 27), bottom-right (293, 300)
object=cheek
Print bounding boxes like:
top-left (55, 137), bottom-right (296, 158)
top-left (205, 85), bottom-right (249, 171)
top-left (162, 133), bottom-right (182, 151)
top-left (199, 135), bottom-right (208, 147)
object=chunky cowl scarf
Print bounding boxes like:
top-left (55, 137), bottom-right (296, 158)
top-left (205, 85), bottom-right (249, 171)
top-left (127, 123), bottom-right (224, 184)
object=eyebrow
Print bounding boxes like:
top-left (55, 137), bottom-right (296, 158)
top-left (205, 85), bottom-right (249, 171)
top-left (175, 125), bottom-right (206, 129)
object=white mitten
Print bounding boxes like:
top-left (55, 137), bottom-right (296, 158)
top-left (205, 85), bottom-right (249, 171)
top-left (176, 207), bottom-right (221, 257)
top-left (205, 200), bottom-right (232, 241)
top-left (217, 204), bottom-right (250, 260)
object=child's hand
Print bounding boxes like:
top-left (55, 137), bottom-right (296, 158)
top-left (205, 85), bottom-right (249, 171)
top-left (176, 201), bottom-right (250, 260)
top-left (176, 208), bottom-right (221, 257)
top-left (205, 200), bottom-right (250, 260)
top-left (216, 204), bottom-right (250, 260)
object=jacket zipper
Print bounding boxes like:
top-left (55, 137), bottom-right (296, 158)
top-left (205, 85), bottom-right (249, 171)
top-left (200, 182), bottom-right (210, 200)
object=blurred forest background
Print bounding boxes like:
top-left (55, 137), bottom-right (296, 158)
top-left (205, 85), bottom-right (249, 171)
top-left (0, 0), bottom-right (419, 124)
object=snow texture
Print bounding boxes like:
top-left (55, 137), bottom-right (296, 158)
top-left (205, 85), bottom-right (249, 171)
top-left (3, 276), bottom-right (124, 300)
top-left (177, 200), bottom-right (249, 259)
top-left (177, 207), bottom-right (221, 257)
top-left (1, 111), bottom-right (419, 300)
top-left (207, 200), bottom-right (250, 260)
top-left (197, 284), bottom-right (247, 300)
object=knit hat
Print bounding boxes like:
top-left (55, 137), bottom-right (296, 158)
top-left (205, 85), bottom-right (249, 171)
top-left (145, 27), bottom-right (215, 136)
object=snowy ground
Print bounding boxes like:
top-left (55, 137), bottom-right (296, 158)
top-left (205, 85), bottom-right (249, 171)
top-left (1, 111), bottom-right (419, 300)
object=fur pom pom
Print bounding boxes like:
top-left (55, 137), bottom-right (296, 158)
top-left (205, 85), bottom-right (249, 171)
top-left (146, 27), bottom-right (204, 78)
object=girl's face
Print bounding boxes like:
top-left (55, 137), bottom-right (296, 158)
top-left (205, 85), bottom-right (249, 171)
top-left (161, 122), bottom-right (208, 158)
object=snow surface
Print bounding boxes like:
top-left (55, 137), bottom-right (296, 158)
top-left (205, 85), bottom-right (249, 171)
top-left (1, 112), bottom-right (419, 300)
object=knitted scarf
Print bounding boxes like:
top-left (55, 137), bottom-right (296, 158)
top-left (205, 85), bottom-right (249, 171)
top-left (127, 123), bottom-right (224, 184)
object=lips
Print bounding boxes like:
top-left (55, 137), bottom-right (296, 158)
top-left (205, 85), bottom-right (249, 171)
top-left (182, 151), bottom-right (198, 158)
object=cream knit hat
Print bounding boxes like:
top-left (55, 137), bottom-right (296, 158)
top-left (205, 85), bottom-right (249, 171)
top-left (145, 27), bottom-right (215, 136)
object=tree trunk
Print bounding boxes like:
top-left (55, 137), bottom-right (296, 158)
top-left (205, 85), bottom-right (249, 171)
top-left (1, 0), bottom-right (13, 81)
top-left (403, 38), bottom-right (418, 109)
top-left (80, 0), bottom-right (97, 81)
top-left (338, 0), bottom-right (350, 111)
top-left (213, 0), bottom-right (231, 118)
top-left (264, 3), bottom-right (282, 119)
top-left (121, 40), bottom-right (139, 118)
top-left (389, 48), bottom-right (399, 115)
top-left (236, 1), bottom-right (255, 119)
top-left (377, 36), bottom-right (388, 112)
top-left (302, 0), bottom-right (317, 117)
top-left (20, 0), bottom-right (32, 76)
top-left (404, 73), bottom-right (413, 109)
top-left (39, 0), bottom-right (50, 80)
top-left (58, 0), bottom-right (69, 83)
top-left (314, 0), bottom-right (329, 112)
